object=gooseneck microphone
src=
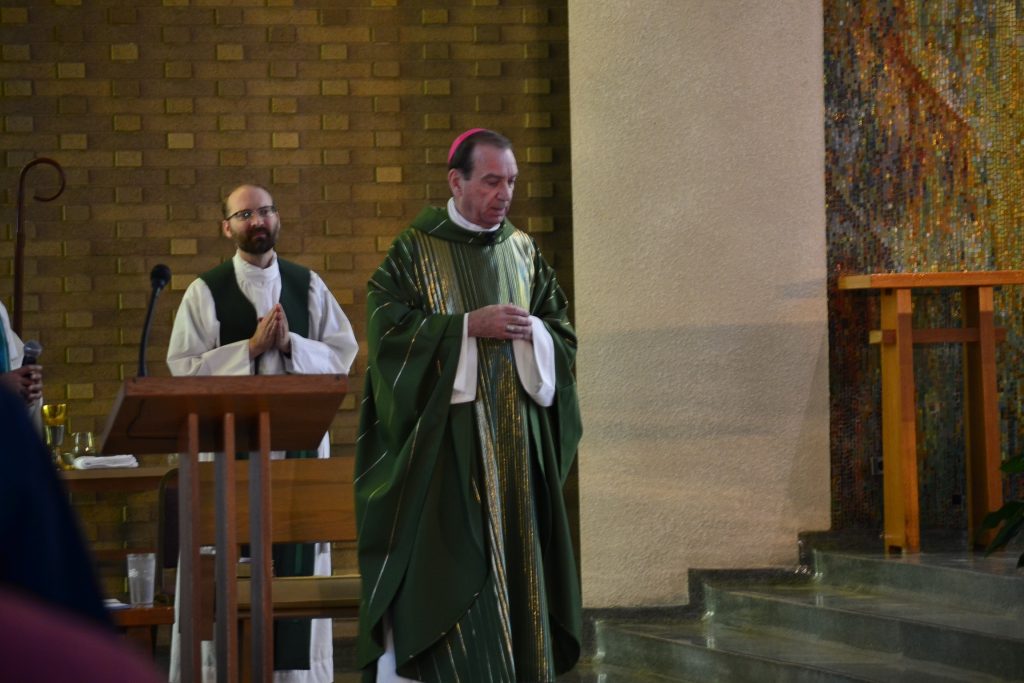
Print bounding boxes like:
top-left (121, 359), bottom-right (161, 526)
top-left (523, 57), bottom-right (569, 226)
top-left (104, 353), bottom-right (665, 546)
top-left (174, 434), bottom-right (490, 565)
top-left (21, 339), bottom-right (42, 366)
top-left (138, 264), bottom-right (172, 377)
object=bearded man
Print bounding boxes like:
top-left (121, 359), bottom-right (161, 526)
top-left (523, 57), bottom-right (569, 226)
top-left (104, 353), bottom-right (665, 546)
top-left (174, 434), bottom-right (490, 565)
top-left (166, 183), bottom-right (358, 683)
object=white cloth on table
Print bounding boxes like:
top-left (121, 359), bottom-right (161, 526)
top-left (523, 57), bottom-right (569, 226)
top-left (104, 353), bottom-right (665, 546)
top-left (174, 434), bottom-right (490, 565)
top-left (72, 455), bottom-right (138, 469)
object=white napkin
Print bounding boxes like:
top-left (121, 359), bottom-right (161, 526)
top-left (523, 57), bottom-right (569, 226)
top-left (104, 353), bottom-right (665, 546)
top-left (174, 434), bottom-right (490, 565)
top-left (73, 454), bottom-right (138, 469)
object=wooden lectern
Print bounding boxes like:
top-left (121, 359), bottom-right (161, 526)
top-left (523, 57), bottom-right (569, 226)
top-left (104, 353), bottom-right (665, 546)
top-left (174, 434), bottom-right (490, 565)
top-left (100, 374), bottom-right (348, 683)
top-left (839, 270), bottom-right (1024, 553)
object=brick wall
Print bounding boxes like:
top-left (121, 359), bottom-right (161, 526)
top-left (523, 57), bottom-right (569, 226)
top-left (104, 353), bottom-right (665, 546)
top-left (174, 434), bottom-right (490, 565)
top-left (0, 0), bottom-right (571, 595)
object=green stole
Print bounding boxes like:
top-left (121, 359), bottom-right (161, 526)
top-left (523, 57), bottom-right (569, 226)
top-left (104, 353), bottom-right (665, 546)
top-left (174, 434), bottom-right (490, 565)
top-left (199, 257), bottom-right (316, 671)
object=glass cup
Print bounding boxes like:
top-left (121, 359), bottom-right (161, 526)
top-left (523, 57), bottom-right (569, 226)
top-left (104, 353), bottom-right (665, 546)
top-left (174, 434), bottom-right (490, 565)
top-left (72, 431), bottom-right (95, 456)
top-left (127, 552), bottom-right (156, 608)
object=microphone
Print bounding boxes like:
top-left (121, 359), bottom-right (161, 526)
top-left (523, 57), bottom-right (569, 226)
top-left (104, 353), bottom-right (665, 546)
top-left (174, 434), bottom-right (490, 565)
top-left (21, 340), bottom-right (42, 366)
top-left (138, 264), bottom-right (172, 377)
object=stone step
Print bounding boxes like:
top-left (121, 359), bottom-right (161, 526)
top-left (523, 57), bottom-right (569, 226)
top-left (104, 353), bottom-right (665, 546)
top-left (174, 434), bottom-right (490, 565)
top-left (813, 550), bottom-right (1024, 616)
top-left (597, 618), bottom-right (1008, 683)
top-left (706, 583), bottom-right (1024, 680)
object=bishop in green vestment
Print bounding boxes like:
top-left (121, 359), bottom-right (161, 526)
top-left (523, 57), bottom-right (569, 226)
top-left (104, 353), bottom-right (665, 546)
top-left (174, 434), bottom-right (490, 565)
top-left (356, 130), bottom-right (583, 682)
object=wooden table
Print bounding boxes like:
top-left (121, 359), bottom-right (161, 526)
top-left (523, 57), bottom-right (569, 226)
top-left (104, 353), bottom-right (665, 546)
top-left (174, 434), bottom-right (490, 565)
top-left (838, 270), bottom-right (1024, 553)
top-left (62, 465), bottom-right (173, 494)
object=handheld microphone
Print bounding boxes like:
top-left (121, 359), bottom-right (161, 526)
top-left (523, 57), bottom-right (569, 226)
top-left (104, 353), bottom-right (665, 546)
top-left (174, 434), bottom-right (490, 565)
top-left (138, 264), bottom-right (172, 377)
top-left (21, 340), bottom-right (42, 366)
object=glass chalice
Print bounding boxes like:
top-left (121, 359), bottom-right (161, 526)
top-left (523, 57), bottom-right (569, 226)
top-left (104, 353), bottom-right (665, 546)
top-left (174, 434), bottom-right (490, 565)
top-left (42, 402), bottom-right (68, 468)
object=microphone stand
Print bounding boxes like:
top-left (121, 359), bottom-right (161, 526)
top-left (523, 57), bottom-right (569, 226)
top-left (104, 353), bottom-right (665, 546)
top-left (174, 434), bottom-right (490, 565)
top-left (138, 265), bottom-right (171, 377)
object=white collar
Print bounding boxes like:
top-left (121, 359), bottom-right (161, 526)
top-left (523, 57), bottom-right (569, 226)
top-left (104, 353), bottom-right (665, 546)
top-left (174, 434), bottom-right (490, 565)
top-left (232, 250), bottom-right (279, 281)
top-left (447, 198), bottom-right (501, 233)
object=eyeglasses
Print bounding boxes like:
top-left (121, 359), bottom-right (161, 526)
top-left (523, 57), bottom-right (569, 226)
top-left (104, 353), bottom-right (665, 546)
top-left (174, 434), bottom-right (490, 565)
top-left (226, 205), bottom-right (277, 222)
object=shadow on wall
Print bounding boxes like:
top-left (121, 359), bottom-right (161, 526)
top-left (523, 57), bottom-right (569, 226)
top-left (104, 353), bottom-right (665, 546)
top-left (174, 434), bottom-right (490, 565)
top-left (579, 320), bottom-right (829, 443)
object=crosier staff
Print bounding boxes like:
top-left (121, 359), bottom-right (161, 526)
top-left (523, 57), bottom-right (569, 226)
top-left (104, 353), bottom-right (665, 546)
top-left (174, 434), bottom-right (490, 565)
top-left (14, 158), bottom-right (65, 336)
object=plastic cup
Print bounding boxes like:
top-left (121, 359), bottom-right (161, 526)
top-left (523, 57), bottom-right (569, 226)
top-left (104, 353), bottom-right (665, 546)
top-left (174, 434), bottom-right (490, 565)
top-left (127, 552), bottom-right (156, 608)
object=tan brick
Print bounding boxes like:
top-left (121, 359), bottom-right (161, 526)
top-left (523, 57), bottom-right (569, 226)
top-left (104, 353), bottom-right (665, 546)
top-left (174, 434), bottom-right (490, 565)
top-left (272, 168), bottom-right (300, 184)
top-left (374, 96), bottom-right (401, 113)
top-left (118, 292), bottom-right (147, 310)
top-left (322, 150), bottom-right (351, 165)
top-left (113, 114), bottom-right (141, 131)
top-left (376, 167), bottom-right (402, 183)
top-left (63, 205), bottom-right (91, 221)
top-left (271, 97), bottom-right (297, 114)
top-left (217, 44), bottom-right (244, 61)
top-left (218, 115), bottom-right (246, 131)
top-left (110, 43), bottom-right (138, 61)
top-left (524, 8), bottom-right (549, 24)
top-left (165, 98), bottom-right (194, 114)
top-left (525, 112), bottom-right (551, 128)
top-left (371, 0), bottom-right (398, 6)
top-left (4, 81), bottom-right (32, 97)
top-left (167, 133), bottom-right (195, 149)
top-left (219, 150), bottom-right (246, 166)
top-left (528, 181), bottom-right (554, 198)
top-left (272, 132), bottom-right (299, 149)
top-left (66, 311), bottom-right (93, 328)
top-left (524, 78), bottom-right (552, 95)
top-left (422, 9), bottom-right (448, 24)
top-left (322, 114), bottom-right (350, 130)
top-left (115, 150), bottom-right (143, 167)
top-left (163, 26), bottom-right (190, 43)
top-left (62, 275), bottom-right (93, 293)
top-left (218, 81), bottom-right (246, 98)
top-left (423, 44), bottom-right (449, 60)
top-left (322, 80), bottom-right (349, 96)
top-left (372, 26), bottom-right (399, 43)
top-left (170, 238), bottom-right (197, 255)
top-left (168, 169), bottom-right (196, 186)
top-left (423, 113), bottom-right (451, 130)
top-left (373, 62), bottom-right (400, 78)
top-left (3, 45), bottom-right (30, 61)
top-left (115, 186), bottom-right (143, 203)
top-left (1, 8), bottom-right (28, 23)
top-left (66, 347), bottom-right (95, 364)
top-left (423, 79), bottom-right (450, 96)
top-left (165, 62), bottom-right (192, 79)
top-left (270, 62), bottom-right (297, 78)
top-left (524, 43), bottom-right (550, 60)
top-left (67, 383), bottom-right (95, 400)
top-left (526, 146), bottom-right (553, 163)
top-left (6, 116), bottom-right (32, 133)
top-left (476, 61), bottom-right (502, 77)
top-left (375, 131), bottom-right (401, 147)
top-left (267, 25), bottom-right (297, 43)
top-left (321, 44), bottom-right (348, 60)
top-left (57, 63), bottom-right (86, 78)
top-left (476, 95), bottom-right (502, 112)
top-left (475, 26), bottom-right (500, 43)
top-left (107, 6), bottom-right (136, 24)
top-left (527, 216), bottom-right (554, 233)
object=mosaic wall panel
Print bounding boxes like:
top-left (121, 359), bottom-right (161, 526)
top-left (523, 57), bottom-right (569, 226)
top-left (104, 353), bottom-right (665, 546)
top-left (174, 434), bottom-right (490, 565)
top-left (826, 0), bottom-right (1024, 532)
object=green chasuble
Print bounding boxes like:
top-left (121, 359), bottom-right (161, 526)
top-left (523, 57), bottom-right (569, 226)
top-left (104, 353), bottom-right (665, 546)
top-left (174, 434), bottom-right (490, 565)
top-left (199, 258), bottom-right (316, 671)
top-left (355, 206), bottom-right (583, 682)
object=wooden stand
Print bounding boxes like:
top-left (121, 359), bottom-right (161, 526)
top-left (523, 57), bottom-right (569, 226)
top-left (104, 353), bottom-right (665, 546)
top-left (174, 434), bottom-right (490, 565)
top-left (839, 270), bottom-right (1024, 553)
top-left (100, 375), bottom-right (348, 683)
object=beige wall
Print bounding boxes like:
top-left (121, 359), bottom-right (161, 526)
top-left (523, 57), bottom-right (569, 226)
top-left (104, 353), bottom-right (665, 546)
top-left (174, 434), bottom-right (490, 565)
top-left (569, 1), bottom-right (829, 607)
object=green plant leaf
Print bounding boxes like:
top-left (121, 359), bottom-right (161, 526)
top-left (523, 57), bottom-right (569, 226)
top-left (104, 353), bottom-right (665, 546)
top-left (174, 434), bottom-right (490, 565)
top-left (1000, 456), bottom-right (1024, 474)
top-left (981, 501), bottom-right (1024, 530)
top-left (984, 513), bottom-right (1024, 555)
